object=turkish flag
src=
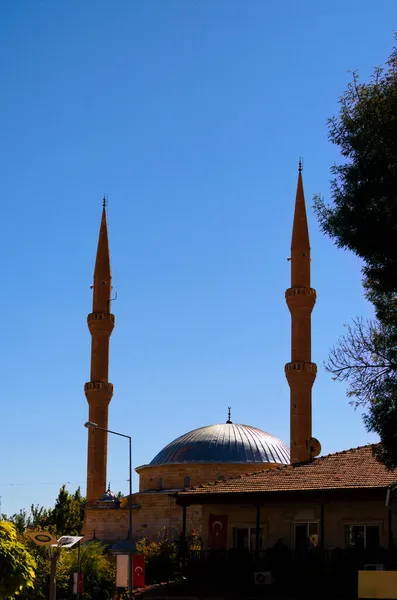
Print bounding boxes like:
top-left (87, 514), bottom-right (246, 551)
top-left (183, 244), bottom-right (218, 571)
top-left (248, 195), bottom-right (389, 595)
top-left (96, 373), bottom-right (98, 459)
top-left (208, 514), bottom-right (228, 550)
top-left (133, 554), bottom-right (145, 588)
top-left (77, 573), bottom-right (84, 594)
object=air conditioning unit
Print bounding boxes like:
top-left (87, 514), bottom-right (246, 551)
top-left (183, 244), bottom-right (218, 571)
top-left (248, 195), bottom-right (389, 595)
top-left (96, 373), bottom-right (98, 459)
top-left (364, 564), bottom-right (385, 571)
top-left (254, 571), bottom-right (272, 585)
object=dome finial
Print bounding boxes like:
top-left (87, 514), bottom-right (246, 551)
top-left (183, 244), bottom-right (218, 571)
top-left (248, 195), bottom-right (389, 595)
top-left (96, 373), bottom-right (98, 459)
top-left (226, 407), bottom-right (232, 424)
top-left (107, 482), bottom-right (111, 492)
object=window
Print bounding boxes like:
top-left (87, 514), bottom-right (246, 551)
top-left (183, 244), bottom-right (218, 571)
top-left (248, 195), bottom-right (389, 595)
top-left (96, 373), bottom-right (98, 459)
top-left (157, 478), bottom-right (163, 490)
top-left (233, 527), bottom-right (264, 551)
top-left (184, 475), bottom-right (191, 488)
top-left (293, 522), bottom-right (319, 550)
top-left (345, 525), bottom-right (379, 550)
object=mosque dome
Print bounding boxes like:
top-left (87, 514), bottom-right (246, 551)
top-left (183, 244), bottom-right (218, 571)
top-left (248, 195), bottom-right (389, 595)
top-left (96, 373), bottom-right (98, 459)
top-left (98, 485), bottom-right (120, 505)
top-left (149, 422), bottom-right (289, 466)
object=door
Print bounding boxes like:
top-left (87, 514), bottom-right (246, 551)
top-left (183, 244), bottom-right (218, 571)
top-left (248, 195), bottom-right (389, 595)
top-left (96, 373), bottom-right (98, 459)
top-left (294, 524), bottom-right (308, 551)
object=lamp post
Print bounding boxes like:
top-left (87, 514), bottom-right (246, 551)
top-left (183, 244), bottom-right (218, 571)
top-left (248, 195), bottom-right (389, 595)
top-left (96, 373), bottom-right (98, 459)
top-left (84, 421), bottom-right (133, 599)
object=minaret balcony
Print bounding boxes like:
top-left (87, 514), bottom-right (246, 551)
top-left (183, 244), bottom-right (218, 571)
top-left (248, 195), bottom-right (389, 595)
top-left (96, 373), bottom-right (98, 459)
top-left (285, 361), bottom-right (317, 373)
top-left (84, 381), bottom-right (114, 403)
top-left (285, 287), bottom-right (316, 311)
top-left (285, 361), bottom-right (317, 385)
top-left (87, 312), bottom-right (115, 335)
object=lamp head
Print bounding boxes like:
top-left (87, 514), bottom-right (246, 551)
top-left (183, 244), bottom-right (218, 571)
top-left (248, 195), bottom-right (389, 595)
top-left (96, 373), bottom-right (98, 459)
top-left (84, 421), bottom-right (99, 429)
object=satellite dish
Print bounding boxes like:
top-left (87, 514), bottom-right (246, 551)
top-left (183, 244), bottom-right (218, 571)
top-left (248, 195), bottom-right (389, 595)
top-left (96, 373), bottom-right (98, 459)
top-left (308, 437), bottom-right (321, 458)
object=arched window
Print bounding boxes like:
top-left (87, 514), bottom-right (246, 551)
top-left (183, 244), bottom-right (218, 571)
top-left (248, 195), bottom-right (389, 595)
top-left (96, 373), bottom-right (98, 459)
top-left (216, 473), bottom-right (225, 481)
top-left (184, 475), bottom-right (191, 488)
top-left (157, 478), bottom-right (163, 490)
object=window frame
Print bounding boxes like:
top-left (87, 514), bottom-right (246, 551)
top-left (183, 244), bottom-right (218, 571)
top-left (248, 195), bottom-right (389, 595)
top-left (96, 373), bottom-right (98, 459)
top-left (292, 521), bottom-right (319, 549)
top-left (232, 526), bottom-right (265, 551)
top-left (345, 523), bottom-right (380, 550)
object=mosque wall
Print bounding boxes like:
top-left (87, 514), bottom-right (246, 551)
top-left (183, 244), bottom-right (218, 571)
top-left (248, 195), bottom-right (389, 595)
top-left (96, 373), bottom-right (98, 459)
top-left (129, 492), bottom-right (202, 541)
top-left (83, 494), bottom-right (202, 544)
top-left (137, 461), bottom-right (278, 492)
top-left (83, 506), bottom-right (128, 542)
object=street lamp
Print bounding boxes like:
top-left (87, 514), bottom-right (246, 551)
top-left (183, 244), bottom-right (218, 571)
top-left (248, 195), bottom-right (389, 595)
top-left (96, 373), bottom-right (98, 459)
top-left (84, 421), bottom-right (133, 599)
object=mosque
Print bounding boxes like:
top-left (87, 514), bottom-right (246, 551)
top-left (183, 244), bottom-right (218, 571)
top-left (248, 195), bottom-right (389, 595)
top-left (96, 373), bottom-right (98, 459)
top-left (83, 167), bottom-right (396, 553)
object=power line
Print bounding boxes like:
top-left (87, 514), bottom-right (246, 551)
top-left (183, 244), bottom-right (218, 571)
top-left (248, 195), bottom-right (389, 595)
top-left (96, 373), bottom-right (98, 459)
top-left (0, 479), bottom-right (129, 488)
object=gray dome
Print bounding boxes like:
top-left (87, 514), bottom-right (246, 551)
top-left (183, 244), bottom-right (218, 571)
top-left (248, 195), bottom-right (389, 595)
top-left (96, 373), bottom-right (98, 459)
top-left (98, 485), bottom-right (120, 504)
top-left (150, 423), bottom-right (289, 466)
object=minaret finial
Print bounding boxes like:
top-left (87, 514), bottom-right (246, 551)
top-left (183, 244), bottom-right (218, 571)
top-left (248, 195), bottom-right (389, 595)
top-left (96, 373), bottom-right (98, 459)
top-left (103, 195), bottom-right (107, 209)
top-left (226, 407), bottom-right (232, 424)
top-left (298, 158), bottom-right (303, 173)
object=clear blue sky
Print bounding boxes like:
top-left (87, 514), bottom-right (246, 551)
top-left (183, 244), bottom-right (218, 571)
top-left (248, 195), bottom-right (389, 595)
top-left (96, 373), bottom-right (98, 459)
top-left (0, 0), bottom-right (395, 516)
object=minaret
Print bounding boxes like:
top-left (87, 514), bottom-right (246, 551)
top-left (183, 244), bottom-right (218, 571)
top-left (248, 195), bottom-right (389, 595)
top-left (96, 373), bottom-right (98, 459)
top-left (285, 163), bottom-right (320, 464)
top-left (85, 199), bottom-right (115, 502)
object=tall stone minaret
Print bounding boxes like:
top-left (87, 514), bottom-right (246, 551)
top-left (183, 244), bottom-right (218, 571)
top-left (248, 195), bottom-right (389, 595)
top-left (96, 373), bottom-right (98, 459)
top-left (85, 199), bottom-right (115, 502)
top-left (285, 163), bottom-right (320, 464)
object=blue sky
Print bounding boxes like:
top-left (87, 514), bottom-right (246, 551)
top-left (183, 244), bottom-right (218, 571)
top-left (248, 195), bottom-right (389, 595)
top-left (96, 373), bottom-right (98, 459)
top-left (0, 0), bottom-right (395, 516)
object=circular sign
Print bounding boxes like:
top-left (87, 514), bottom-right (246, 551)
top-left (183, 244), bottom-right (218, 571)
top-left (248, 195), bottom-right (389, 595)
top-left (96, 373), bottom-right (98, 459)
top-left (36, 534), bottom-right (52, 542)
top-left (27, 531), bottom-right (57, 546)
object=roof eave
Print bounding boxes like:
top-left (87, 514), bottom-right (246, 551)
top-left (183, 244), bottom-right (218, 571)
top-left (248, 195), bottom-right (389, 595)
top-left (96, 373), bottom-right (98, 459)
top-left (174, 486), bottom-right (392, 506)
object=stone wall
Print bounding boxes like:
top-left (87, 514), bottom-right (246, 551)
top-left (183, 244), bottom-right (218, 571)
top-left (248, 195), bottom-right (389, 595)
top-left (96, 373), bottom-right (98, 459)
top-left (84, 493), bottom-right (202, 543)
top-left (136, 461), bottom-right (277, 492)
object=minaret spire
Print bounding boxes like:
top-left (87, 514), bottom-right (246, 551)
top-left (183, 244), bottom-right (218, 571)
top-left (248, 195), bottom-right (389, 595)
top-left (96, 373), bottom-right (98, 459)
top-left (84, 201), bottom-right (115, 502)
top-left (285, 164), bottom-right (320, 464)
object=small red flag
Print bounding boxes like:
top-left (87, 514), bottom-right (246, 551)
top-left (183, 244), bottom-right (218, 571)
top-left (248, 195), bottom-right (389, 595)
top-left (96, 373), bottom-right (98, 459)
top-left (77, 573), bottom-right (84, 594)
top-left (133, 554), bottom-right (145, 587)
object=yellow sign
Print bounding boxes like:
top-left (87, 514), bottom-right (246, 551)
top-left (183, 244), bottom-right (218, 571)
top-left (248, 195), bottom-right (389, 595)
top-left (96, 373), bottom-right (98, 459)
top-left (27, 531), bottom-right (57, 546)
top-left (358, 571), bottom-right (397, 599)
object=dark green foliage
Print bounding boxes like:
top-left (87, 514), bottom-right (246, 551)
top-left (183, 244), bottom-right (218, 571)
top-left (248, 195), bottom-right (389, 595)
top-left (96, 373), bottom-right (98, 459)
top-left (57, 541), bottom-right (116, 600)
top-left (314, 41), bottom-right (397, 299)
top-left (23, 544), bottom-right (51, 600)
top-left (136, 529), bottom-right (177, 584)
top-left (2, 485), bottom-right (85, 537)
top-left (363, 380), bottom-right (397, 470)
top-left (315, 37), bottom-right (397, 470)
top-left (51, 485), bottom-right (85, 536)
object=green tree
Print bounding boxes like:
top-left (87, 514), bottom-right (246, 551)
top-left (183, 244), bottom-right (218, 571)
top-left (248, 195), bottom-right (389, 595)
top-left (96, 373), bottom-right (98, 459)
top-left (30, 504), bottom-right (53, 531)
top-left (314, 37), bottom-right (397, 469)
top-left (314, 39), bottom-right (397, 299)
top-left (1, 510), bottom-right (30, 534)
top-left (57, 541), bottom-right (115, 600)
top-left (1, 487), bottom-right (86, 600)
top-left (51, 485), bottom-right (85, 536)
top-left (22, 544), bottom-right (52, 600)
top-left (0, 521), bottom-right (37, 599)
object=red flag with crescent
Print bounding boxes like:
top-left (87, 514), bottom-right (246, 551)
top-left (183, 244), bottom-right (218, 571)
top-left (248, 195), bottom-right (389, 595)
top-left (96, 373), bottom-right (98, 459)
top-left (133, 554), bottom-right (145, 587)
top-left (208, 514), bottom-right (228, 550)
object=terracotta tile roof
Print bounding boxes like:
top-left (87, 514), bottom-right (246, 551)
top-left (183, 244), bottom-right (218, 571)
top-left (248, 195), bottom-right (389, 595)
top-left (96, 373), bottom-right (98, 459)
top-left (178, 445), bottom-right (397, 496)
